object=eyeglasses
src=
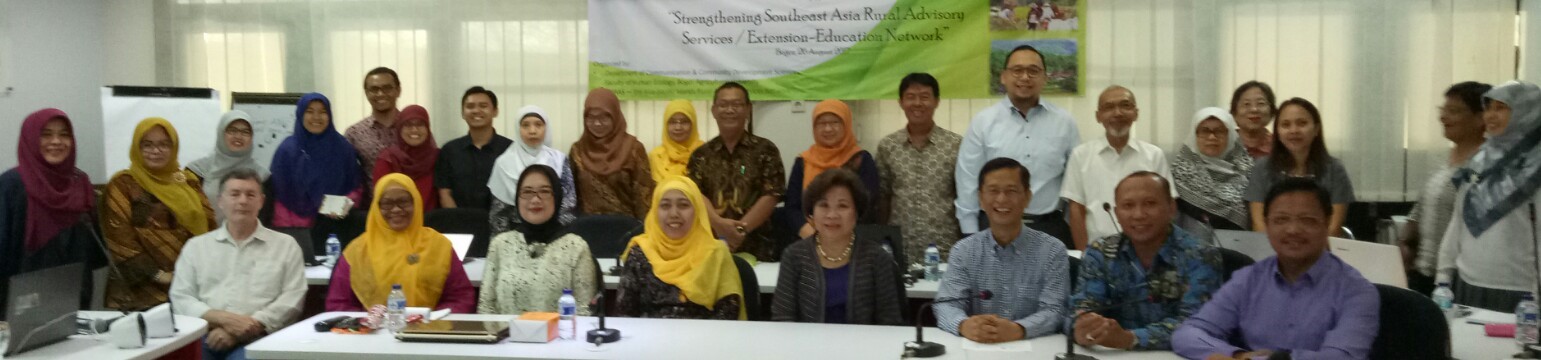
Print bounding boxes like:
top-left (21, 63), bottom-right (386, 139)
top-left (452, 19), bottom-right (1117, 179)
top-left (1196, 127), bottom-right (1228, 139)
top-left (139, 141), bottom-right (174, 152)
top-left (365, 85), bottom-right (398, 95)
top-left (1005, 66), bottom-right (1044, 79)
top-left (714, 101), bottom-right (748, 111)
top-left (519, 188), bottom-right (554, 200)
top-left (378, 198), bottom-right (414, 211)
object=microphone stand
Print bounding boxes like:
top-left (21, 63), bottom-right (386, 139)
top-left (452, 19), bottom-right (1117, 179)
top-left (585, 294), bottom-right (620, 345)
top-left (903, 290), bottom-right (992, 358)
top-left (1057, 294), bottom-right (1151, 360)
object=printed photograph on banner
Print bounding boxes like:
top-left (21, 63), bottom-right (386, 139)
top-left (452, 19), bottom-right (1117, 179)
top-left (989, 0), bottom-right (1077, 32)
top-left (989, 39), bottom-right (1077, 95)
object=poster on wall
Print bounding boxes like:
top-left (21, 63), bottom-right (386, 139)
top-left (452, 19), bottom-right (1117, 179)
top-left (587, 0), bottom-right (1086, 100)
top-left (231, 92), bottom-right (305, 169)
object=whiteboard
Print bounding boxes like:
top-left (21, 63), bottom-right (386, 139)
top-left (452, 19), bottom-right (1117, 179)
top-left (99, 86), bottom-right (221, 177)
top-left (231, 92), bottom-right (305, 169)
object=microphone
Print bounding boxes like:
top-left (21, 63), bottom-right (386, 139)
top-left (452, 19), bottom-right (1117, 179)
top-left (1102, 203), bottom-right (1122, 234)
top-left (585, 293), bottom-right (620, 345)
top-left (1057, 282), bottom-right (1150, 360)
top-left (904, 289), bottom-right (993, 358)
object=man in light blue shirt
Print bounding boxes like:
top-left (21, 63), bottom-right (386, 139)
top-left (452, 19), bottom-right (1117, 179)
top-left (936, 157), bottom-right (1069, 343)
top-left (955, 45), bottom-right (1080, 248)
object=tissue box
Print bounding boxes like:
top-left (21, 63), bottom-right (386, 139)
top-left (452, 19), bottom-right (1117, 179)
top-left (508, 312), bottom-right (558, 343)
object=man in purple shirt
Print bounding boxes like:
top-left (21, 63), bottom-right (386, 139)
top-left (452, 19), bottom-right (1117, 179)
top-left (1173, 178), bottom-right (1379, 360)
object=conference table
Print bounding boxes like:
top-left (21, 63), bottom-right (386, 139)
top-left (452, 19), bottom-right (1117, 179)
top-left (246, 311), bottom-right (1172, 360)
top-left (305, 257), bottom-right (948, 299)
top-left (1455, 308), bottom-right (1533, 360)
top-left (6, 312), bottom-right (207, 360)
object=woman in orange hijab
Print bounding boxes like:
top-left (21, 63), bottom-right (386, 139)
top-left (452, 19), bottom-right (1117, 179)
top-left (784, 100), bottom-right (879, 238)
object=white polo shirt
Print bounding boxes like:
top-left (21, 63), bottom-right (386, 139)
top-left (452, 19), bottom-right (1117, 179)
top-left (1060, 137), bottom-right (1176, 241)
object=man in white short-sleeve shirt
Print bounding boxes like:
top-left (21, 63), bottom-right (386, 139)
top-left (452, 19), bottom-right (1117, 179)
top-left (1061, 86), bottom-right (1174, 250)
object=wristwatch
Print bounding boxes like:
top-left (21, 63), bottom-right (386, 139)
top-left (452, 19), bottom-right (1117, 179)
top-left (735, 224), bottom-right (747, 234)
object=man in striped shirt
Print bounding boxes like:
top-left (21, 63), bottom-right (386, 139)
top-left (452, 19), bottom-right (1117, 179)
top-left (935, 157), bottom-right (1070, 343)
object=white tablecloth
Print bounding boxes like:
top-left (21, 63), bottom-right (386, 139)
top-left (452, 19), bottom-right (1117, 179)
top-left (6, 311), bottom-right (207, 360)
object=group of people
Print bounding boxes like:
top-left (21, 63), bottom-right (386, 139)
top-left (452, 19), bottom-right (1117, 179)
top-left (2, 42), bottom-right (1537, 360)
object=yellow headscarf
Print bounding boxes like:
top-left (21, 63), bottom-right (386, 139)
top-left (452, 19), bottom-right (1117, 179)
top-left (623, 177), bottom-right (745, 319)
top-left (122, 118), bottom-right (210, 235)
top-left (648, 99), bottom-right (704, 182)
top-left (345, 173), bottom-right (453, 309)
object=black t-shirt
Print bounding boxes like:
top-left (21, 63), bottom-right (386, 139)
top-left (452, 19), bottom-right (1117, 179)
top-left (433, 133), bottom-right (514, 210)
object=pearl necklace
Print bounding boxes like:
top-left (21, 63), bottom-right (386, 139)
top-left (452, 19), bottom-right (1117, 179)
top-left (816, 233), bottom-right (855, 263)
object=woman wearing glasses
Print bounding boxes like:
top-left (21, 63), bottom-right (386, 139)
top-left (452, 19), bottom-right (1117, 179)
top-left (326, 174), bottom-right (475, 313)
top-left (478, 165), bottom-right (597, 314)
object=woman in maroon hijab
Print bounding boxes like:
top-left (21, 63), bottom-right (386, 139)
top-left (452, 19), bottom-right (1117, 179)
top-left (0, 108), bottom-right (105, 312)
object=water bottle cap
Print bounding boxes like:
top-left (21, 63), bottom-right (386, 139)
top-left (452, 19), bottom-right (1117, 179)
top-left (392, 284), bottom-right (402, 290)
top-left (1527, 293), bottom-right (1537, 301)
top-left (330, 233), bottom-right (337, 237)
top-left (1437, 282), bottom-right (1451, 287)
top-left (563, 288), bottom-right (573, 294)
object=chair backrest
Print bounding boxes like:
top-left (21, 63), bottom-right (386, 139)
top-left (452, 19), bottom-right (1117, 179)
top-left (423, 208), bottom-right (493, 258)
top-left (1370, 284), bottom-right (1450, 359)
top-left (1217, 248), bottom-right (1255, 283)
top-left (732, 255), bottom-right (762, 321)
top-left (856, 224), bottom-right (909, 323)
top-left (565, 215), bottom-right (644, 259)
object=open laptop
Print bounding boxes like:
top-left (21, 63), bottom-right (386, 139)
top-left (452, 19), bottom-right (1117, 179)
top-left (445, 233), bottom-right (474, 262)
top-left (1329, 237), bottom-right (1408, 288)
top-left (275, 228), bottom-right (321, 266)
top-left (1213, 229), bottom-right (1275, 261)
top-left (6, 262), bottom-right (84, 356)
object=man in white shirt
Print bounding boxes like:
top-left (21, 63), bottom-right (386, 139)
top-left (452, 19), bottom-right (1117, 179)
top-left (955, 44), bottom-right (1081, 248)
top-left (1062, 86), bottom-right (1174, 250)
top-left (171, 169), bottom-right (306, 360)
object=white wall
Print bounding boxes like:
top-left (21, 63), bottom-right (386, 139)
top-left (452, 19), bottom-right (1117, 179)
top-left (0, 0), bottom-right (157, 182)
top-left (1527, 0), bottom-right (1541, 82)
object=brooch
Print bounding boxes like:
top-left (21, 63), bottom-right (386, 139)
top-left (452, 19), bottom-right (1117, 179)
top-left (407, 253), bottom-right (420, 264)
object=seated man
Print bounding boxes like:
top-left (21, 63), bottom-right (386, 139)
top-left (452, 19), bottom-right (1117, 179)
top-left (935, 157), bottom-right (1069, 343)
top-left (1070, 171), bottom-right (1221, 350)
top-left (171, 169), bottom-right (307, 359)
top-left (1173, 178), bottom-right (1379, 359)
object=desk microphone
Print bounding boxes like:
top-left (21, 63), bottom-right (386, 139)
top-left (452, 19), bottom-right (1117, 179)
top-left (904, 289), bottom-right (993, 358)
top-left (1102, 203), bottom-right (1122, 233)
top-left (586, 293), bottom-right (620, 345)
top-left (1057, 282), bottom-right (1150, 360)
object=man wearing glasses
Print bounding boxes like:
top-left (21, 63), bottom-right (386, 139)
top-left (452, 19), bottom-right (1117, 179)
top-left (955, 45), bottom-right (1081, 249)
top-left (346, 67), bottom-right (404, 185)
top-left (686, 82), bottom-right (788, 261)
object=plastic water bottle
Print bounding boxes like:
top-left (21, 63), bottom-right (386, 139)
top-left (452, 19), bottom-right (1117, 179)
top-left (558, 289), bottom-right (577, 340)
top-left (1519, 293), bottom-right (1540, 348)
top-left (924, 244), bottom-right (941, 281)
top-left (325, 234), bottom-right (341, 267)
top-left (1432, 282), bottom-right (1455, 319)
top-left (386, 284), bottom-right (407, 332)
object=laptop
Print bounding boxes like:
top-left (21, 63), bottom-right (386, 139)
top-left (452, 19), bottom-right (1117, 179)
top-left (1329, 237), bottom-right (1408, 288)
top-left (6, 262), bottom-right (84, 356)
top-left (395, 320), bottom-right (509, 344)
top-left (445, 233), bottom-right (473, 262)
top-left (1213, 229), bottom-right (1275, 261)
top-left (276, 228), bottom-right (321, 266)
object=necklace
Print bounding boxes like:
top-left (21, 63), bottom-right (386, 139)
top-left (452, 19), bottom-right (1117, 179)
top-left (816, 233), bottom-right (855, 263)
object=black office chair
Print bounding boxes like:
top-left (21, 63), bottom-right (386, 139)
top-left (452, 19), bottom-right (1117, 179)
top-left (732, 255), bottom-right (762, 321)
top-left (1370, 284), bottom-right (1450, 360)
top-left (1068, 256), bottom-right (1082, 292)
top-left (564, 215), bottom-right (644, 259)
top-left (424, 208), bottom-right (493, 258)
top-left (1217, 248), bottom-right (1255, 283)
top-left (856, 224), bottom-right (908, 322)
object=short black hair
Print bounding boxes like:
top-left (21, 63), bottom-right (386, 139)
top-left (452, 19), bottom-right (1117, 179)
top-left (713, 82), bottom-right (751, 104)
top-left (1263, 177), bottom-right (1333, 218)
top-left (802, 168), bottom-right (871, 220)
top-left (218, 168), bottom-right (264, 194)
top-left (364, 67), bottom-right (401, 87)
top-left (1002, 45), bottom-right (1047, 71)
top-left (461, 86), bottom-right (499, 109)
top-left (899, 73), bottom-right (941, 99)
top-left (978, 157), bottom-right (1032, 191)
top-left (1229, 81), bottom-right (1277, 116)
top-left (1446, 81), bottom-right (1494, 115)
top-left (1114, 171), bottom-right (1172, 201)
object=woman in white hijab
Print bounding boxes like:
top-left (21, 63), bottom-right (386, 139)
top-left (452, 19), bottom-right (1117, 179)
top-left (488, 105), bottom-right (577, 233)
top-left (1171, 107), bottom-right (1254, 244)
top-left (186, 110), bottom-right (270, 221)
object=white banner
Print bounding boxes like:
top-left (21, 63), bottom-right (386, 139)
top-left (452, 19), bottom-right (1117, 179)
top-left (100, 87), bottom-right (222, 177)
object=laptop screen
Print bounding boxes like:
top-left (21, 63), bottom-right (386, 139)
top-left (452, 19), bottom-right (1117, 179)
top-left (444, 234), bottom-right (473, 261)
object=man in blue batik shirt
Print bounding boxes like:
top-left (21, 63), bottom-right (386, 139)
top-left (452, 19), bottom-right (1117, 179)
top-left (1070, 172), bottom-right (1222, 350)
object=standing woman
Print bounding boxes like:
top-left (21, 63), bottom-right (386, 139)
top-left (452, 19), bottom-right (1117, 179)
top-left (327, 174), bottom-right (475, 313)
top-left (488, 105), bottom-right (577, 233)
top-left (785, 99), bottom-right (879, 238)
top-left (617, 177), bottom-right (745, 320)
top-left (648, 99), bottom-right (704, 182)
top-left (0, 109), bottom-right (105, 311)
top-left (1172, 107), bottom-right (1254, 242)
top-left (1437, 81), bottom-right (1541, 311)
top-left (373, 105), bottom-right (440, 211)
top-left (478, 165), bottom-right (597, 315)
top-left (102, 118), bottom-right (217, 310)
top-left (269, 93), bottom-right (363, 235)
top-left (1401, 82), bottom-right (1491, 294)
top-left (186, 110), bottom-right (269, 221)
top-left (1230, 81), bottom-right (1278, 159)
top-left (1244, 98), bottom-right (1354, 236)
top-left (570, 88), bottom-right (656, 218)
top-left (772, 169), bottom-right (902, 325)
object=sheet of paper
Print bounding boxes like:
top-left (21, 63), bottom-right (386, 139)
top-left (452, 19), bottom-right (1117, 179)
top-left (320, 195), bottom-right (353, 216)
top-left (961, 338), bottom-right (1032, 360)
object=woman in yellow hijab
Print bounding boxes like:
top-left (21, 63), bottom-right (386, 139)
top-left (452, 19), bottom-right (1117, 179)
top-left (325, 173), bottom-right (475, 313)
top-left (617, 177), bottom-right (746, 320)
top-left (648, 99), bottom-right (704, 182)
top-left (102, 118), bottom-right (217, 310)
